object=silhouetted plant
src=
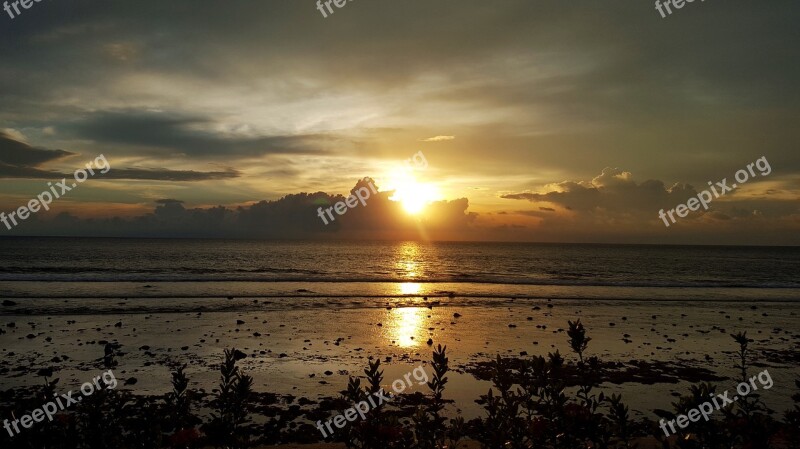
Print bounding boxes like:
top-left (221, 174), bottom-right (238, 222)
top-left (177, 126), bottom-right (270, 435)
top-left (608, 394), bottom-right (636, 449)
top-left (670, 382), bottom-right (732, 449)
top-left (340, 357), bottom-right (412, 449)
top-left (729, 332), bottom-right (773, 448)
top-left (567, 320), bottom-right (591, 362)
top-left (165, 364), bottom-right (201, 448)
top-left (414, 345), bottom-right (463, 449)
top-left (474, 355), bottom-right (526, 449)
top-left (76, 375), bottom-right (126, 449)
top-left (783, 378), bottom-right (800, 449)
top-left (471, 321), bottom-right (644, 449)
top-left (204, 348), bottom-right (253, 449)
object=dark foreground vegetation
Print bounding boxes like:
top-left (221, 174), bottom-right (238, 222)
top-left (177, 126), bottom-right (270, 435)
top-left (1, 321), bottom-right (798, 449)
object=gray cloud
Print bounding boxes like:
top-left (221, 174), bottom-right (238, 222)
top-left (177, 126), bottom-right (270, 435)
top-left (63, 111), bottom-right (331, 158)
top-left (0, 132), bottom-right (240, 181)
top-left (502, 167), bottom-right (700, 213)
top-left (7, 179), bottom-right (475, 239)
top-left (502, 167), bottom-right (797, 228)
top-left (0, 131), bottom-right (74, 167)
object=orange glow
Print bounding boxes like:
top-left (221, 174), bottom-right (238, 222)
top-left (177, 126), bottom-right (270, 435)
top-left (386, 170), bottom-right (440, 215)
top-left (388, 307), bottom-right (426, 348)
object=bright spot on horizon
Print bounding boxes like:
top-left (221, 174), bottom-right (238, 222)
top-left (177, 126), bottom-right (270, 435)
top-left (386, 170), bottom-right (440, 214)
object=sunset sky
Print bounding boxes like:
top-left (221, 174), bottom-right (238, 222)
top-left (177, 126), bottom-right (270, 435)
top-left (0, 0), bottom-right (798, 244)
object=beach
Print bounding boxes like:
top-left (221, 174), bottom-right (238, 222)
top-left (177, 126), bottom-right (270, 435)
top-left (2, 293), bottom-right (798, 420)
top-left (1, 239), bottom-right (799, 446)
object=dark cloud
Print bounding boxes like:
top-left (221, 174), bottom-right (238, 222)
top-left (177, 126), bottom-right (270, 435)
top-left (102, 167), bottom-right (240, 181)
top-left (502, 168), bottom-right (699, 213)
top-left (7, 180), bottom-right (475, 239)
top-left (0, 131), bottom-right (74, 167)
top-left (0, 132), bottom-right (240, 181)
top-left (64, 111), bottom-right (331, 158)
top-left (500, 167), bottom-right (799, 243)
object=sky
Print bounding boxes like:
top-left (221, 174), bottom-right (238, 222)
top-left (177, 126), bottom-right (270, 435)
top-left (0, 0), bottom-right (798, 244)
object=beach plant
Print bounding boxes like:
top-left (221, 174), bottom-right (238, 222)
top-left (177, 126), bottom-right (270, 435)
top-left (669, 382), bottom-right (732, 449)
top-left (783, 378), bottom-right (800, 449)
top-left (1, 370), bottom-right (75, 449)
top-left (124, 397), bottom-right (165, 449)
top-left (607, 393), bottom-right (637, 449)
top-left (568, 320), bottom-right (610, 448)
top-left (664, 331), bottom-right (784, 449)
top-left (204, 348), bottom-right (253, 449)
top-left (165, 364), bottom-right (202, 448)
top-left (567, 320), bottom-right (591, 362)
top-left (340, 358), bottom-right (412, 449)
top-left (339, 347), bottom-right (465, 449)
top-left (729, 332), bottom-right (773, 449)
top-left (473, 354), bottom-right (526, 449)
top-left (76, 374), bottom-right (127, 449)
top-left (470, 320), bottom-right (643, 449)
top-left (413, 345), bottom-right (464, 449)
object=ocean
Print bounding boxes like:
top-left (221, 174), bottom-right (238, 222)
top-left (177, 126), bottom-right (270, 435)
top-left (0, 238), bottom-right (798, 314)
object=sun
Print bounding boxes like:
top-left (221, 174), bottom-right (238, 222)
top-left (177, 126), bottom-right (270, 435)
top-left (386, 171), bottom-right (439, 215)
top-left (392, 181), bottom-right (438, 214)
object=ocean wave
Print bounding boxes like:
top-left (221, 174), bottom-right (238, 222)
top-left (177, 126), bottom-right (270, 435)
top-left (0, 273), bottom-right (798, 288)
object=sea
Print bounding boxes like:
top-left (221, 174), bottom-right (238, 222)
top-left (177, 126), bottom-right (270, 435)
top-left (0, 238), bottom-right (798, 315)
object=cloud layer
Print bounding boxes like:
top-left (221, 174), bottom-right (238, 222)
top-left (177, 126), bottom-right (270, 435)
top-left (0, 0), bottom-right (797, 244)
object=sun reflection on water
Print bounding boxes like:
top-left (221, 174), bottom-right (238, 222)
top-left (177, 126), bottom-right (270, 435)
top-left (386, 242), bottom-right (429, 347)
top-left (395, 241), bottom-right (423, 280)
top-left (388, 307), bottom-right (426, 348)
top-left (399, 282), bottom-right (421, 295)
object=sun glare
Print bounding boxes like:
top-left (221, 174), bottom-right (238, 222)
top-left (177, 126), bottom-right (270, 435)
top-left (387, 170), bottom-right (439, 215)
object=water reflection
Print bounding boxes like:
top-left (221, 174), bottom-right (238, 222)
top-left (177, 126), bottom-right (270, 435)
top-left (395, 241), bottom-right (423, 279)
top-left (388, 242), bottom-right (428, 347)
top-left (399, 282), bottom-right (422, 295)
top-left (388, 307), bottom-right (426, 348)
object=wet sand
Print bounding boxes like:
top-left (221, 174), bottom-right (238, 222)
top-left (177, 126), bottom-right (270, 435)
top-left (2, 297), bottom-right (798, 424)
